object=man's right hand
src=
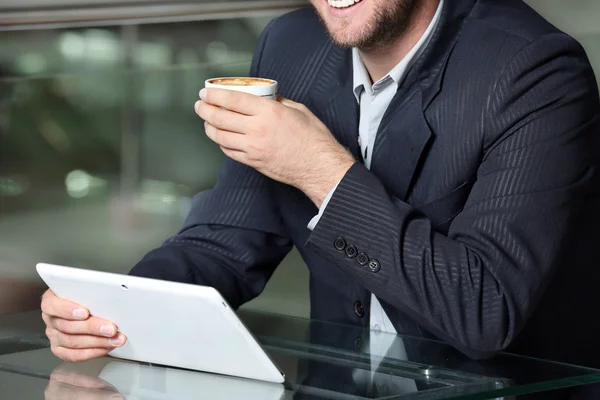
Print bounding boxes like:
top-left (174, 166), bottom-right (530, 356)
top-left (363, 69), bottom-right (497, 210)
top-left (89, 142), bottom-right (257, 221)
top-left (41, 290), bottom-right (127, 362)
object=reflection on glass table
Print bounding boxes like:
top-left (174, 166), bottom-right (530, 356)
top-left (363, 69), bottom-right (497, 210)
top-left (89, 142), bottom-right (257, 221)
top-left (0, 347), bottom-right (501, 400)
top-left (1, 310), bottom-right (600, 400)
top-left (48, 359), bottom-right (286, 400)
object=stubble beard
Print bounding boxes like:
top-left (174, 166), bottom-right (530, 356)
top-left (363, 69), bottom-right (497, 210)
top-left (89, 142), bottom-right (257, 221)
top-left (316, 0), bottom-right (420, 50)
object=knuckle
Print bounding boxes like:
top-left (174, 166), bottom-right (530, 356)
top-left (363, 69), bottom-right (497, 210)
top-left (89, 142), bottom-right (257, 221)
top-left (213, 127), bottom-right (223, 143)
top-left (256, 123), bottom-right (267, 136)
top-left (58, 332), bottom-right (75, 348)
top-left (60, 319), bottom-right (80, 334)
top-left (70, 350), bottom-right (85, 363)
top-left (196, 101), bottom-right (206, 116)
top-left (65, 351), bottom-right (78, 363)
top-left (251, 120), bottom-right (267, 136)
top-left (270, 103), bottom-right (284, 119)
top-left (45, 327), bottom-right (54, 339)
top-left (50, 345), bottom-right (60, 357)
top-left (222, 147), bottom-right (235, 161)
top-left (205, 123), bottom-right (215, 139)
top-left (52, 317), bottom-right (65, 332)
top-left (247, 143), bottom-right (261, 158)
top-left (40, 299), bottom-right (49, 315)
top-left (224, 91), bottom-right (236, 108)
top-left (208, 109), bottom-right (217, 124)
top-left (212, 111), bottom-right (225, 127)
top-left (214, 127), bottom-right (222, 143)
top-left (50, 345), bottom-right (77, 363)
top-left (203, 106), bottom-right (213, 121)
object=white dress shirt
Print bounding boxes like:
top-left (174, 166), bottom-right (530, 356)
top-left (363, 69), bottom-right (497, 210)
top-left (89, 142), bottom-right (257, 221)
top-left (308, 0), bottom-right (443, 390)
top-left (309, 0), bottom-right (443, 331)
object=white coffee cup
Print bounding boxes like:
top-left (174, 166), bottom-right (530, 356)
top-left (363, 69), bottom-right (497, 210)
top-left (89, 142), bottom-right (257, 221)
top-left (204, 77), bottom-right (278, 99)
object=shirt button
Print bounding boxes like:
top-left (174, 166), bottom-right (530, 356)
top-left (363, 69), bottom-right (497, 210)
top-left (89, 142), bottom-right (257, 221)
top-left (354, 301), bottom-right (365, 318)
top-left (368, 259), bottom-right (381, 273)
top-left (345, 245), bottom-right (358, 258)
top-left (357, 253), bottom-right (369, 266)
top-left (334, 237), bottom-right (346, 251)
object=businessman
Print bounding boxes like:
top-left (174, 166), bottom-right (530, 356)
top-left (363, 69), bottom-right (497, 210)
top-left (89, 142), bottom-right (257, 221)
top-left (42, 0), bottom-right (600, 371)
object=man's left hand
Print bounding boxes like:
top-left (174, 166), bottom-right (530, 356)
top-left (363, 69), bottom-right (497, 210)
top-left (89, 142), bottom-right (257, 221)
top-left (195, 88), bottom-right (355, 208)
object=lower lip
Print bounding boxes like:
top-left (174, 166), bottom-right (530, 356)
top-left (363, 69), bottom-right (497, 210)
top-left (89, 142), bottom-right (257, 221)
top-left (324, 0), bottom-right (365, 17)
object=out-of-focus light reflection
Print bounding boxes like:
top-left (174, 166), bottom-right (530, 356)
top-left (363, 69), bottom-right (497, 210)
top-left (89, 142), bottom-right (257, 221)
top-left (59, 32), bottom-right (86, 60)
top-left (205, 41), bottom-right (229, 63)
top-left (65, 170), bottom-right (107, 198)
top-left (65, 170), bottom-right (91, 198)
top-left (135, 179), bottom-right (184, 215)
top-left (59, 30), bottom-right (122, 65)
top-left (134, 42), bottom-right (170, 68)
top-left (0, 178), bottom-right (26, 196)
top-left (80, 29), bottom-right (122, 65)
top-left (17, 53), bottom-right (47, 75)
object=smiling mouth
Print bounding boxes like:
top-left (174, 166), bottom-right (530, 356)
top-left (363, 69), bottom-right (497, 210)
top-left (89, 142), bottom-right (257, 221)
top-left (327, 0), bottom-right (363, 8)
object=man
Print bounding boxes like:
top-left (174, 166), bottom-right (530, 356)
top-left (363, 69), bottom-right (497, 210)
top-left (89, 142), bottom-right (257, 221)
top-left (42, 0), bottom-right (600, 372)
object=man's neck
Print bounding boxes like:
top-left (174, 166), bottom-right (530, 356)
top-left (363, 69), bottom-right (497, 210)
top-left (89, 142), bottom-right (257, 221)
top-left (359, 0), bottom-right (440, 83)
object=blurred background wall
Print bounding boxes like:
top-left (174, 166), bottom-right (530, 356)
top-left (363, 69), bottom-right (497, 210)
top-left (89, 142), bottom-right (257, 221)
top-left (0, 0), bottom-right (599, 317)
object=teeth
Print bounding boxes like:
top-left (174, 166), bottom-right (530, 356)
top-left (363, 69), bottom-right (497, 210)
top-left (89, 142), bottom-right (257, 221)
top-left (328, 0), bottom-right (361, 8)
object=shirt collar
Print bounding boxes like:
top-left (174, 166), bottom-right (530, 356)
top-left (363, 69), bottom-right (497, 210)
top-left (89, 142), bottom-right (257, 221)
top-left (352, 0), bottom-right (445, 101)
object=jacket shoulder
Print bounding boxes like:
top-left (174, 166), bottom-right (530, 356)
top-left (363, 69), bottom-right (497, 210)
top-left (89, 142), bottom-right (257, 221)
top-left (261, 7), bottom-right (330, 56)
top-left (446, 0), bottom-right (590, 98)
top-left (268, 7), bottom-right (327, 37)
top-left (252, 7), bottom-right (333, 99)
top-left (469, 0), bottom-right (577, 46)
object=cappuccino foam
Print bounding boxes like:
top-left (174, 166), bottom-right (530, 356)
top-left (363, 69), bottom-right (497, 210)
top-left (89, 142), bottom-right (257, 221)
top-left (209, 78), bottom-right (274, 87)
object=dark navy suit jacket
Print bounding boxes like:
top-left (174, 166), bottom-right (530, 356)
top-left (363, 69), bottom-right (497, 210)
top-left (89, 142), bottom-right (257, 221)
top-left (131, 0), bottom-right (600, 366)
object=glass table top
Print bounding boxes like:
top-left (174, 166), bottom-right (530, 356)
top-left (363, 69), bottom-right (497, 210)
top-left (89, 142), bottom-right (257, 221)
top-left (0, 310), bottom-right (599, 400)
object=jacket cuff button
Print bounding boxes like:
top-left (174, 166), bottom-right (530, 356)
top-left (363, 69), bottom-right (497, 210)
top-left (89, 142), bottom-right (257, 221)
top-left (345, 245), bottom-right (358, 258)
top-left (334, 237), bottom-right (346, 251)
top-left (357, 253), bottom-right (369, 266)
top-left (368, 259), bottom-right (381, 273)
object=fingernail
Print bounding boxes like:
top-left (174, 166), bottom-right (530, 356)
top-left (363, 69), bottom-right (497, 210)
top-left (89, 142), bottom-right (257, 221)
top-left (199, 88), bottom-right (207, 100)
top-left (100, 325), bottom-right (116, 337)
top-left (109, 334), bottom-right (125, 347)
top-left (108, 395), bottom-right (124, 400)
top-left (194, 100), bottom-right (201, 112)
top-left (72, 309), bottom-right (87, 320)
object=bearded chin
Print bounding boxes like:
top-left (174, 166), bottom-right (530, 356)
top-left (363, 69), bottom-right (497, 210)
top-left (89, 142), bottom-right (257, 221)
top-left (315, 0), bottom-right (420, 49)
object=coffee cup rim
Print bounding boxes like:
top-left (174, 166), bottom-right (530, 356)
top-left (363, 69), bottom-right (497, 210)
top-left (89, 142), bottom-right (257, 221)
top-left (206, 77), bottom-right (277, 86)
top-left (205, 77), bottom-right (278, 97)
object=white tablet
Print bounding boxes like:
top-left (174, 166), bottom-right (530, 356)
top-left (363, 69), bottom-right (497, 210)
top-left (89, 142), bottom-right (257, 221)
top-left (98, 360), bottom-right (285, 400)
top-left (36, 263), bottom-right (285, 384)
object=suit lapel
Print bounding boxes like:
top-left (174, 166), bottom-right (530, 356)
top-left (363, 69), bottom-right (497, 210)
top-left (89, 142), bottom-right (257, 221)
top-left (370, 0), bottom-right (478, 200)
top-left (307, 45), bottom-right (360, 160)
top-left (370, 77), bottom-right (433, 201)
top-left (417, 0), bottom-right (477, 108)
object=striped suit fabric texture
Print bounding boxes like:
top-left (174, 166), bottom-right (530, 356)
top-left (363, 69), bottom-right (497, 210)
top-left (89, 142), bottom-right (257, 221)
top-left (131, 0), bottom-right (600, 368)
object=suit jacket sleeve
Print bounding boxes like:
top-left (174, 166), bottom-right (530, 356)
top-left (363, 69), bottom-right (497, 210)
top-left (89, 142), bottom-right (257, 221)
top-left (129, 21), bottom-right (293, 309)
top-left (307, 33), bottom-right (600, 357)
